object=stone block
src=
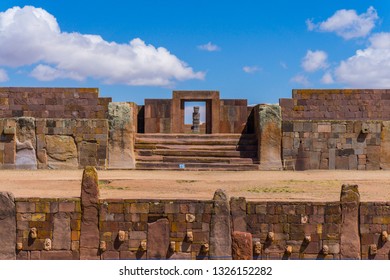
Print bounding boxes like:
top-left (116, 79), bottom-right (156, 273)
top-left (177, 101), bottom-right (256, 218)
top-left (0, 192), bottom-right (16, 260)
top-left (147, 218), bottom-right (170, 259)
top-left (80, 167), bottom-right (100, 260)
top-left (232, 231), bottom-right (252, 260)
top-left (209, 189), bottom-right (232, 260)
top-left (230, 197), bottom-right (247, 232)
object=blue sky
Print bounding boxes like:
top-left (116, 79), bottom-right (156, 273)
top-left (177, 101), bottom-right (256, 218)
top-left (1, 1), bottom-right (390, 105)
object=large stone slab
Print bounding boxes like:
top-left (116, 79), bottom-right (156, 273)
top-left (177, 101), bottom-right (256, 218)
top-left (255, 104), bottom-right (282, 170)
top-left (0, 192), bottom-right (16, 260)
top-left (209, 189), bottom-right (232, 260)
top-left (340, 184), bottom-right (361, 259)
top-left (230, 197), bottom-right (247, 232)
top-left (147, 218), bottom-right (170, 259)
top-left (232, 231), bottom-right (252, 260)
top-left (15, 140), bottom-right (37, 169)
top-left (108, 102), bottom-right (137, 169)
top-left (380, 121), bottom-right (390, 169)
top-left (80, 167), bottom-right (100, 260)
top-left (53, 212), bottom-right (71, 250)
top-left (45, 135), bottom-right (78, 169)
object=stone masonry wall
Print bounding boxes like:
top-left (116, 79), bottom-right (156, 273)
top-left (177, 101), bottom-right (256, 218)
top-left (0, 87), bottom-right (111, 119)
top-left (0, 169), bottom-right (387, 260)
top-left (280, 89), bottom-right (390, 121)
top-left (282, 120), bottom-right (382, 170)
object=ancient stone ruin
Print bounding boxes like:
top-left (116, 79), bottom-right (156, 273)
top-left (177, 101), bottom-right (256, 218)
top-left (3, 87), bottom-right (390, 171)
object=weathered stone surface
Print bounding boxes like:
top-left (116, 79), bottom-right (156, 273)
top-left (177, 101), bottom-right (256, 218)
top-left (53, 212), bottom-right (71, 250)
top-left (230, 197), bottom-right (247, 232)
top-left (147, 218), bottom-right (170, 259)
top-left (0, 192), bottom-right (16, 260)
top-left (340, 184), bottom-right (361, 259)
top-left (45, 135), bottom-right (78, 169)
top-left (80, 167), bottom-right (100, 260)
top-left (380, 121), bottom-right (390, 169)
top-left (17, 117), bottom-right (36, 149)
top-left (209, 189), bottom-right (232, 260)
top-left (15, 140), bottom-right (37, 169)
top-left (108, 102), bottom-right (137, 169)
top-left (256, 104), bottom-right (282, 170)
top-left (232, 231), bottom-right (252, 260)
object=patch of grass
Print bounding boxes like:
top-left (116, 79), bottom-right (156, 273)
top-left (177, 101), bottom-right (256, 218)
top-left (176, 180), bottom-right (197, 184)
top-left (247, 186), bottom-right (303, 194)
top-left (98, 180), bottom-right (125, 190)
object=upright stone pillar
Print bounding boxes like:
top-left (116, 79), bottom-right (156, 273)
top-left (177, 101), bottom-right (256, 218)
top-left (340, 184), bottom-right (361, 259)
top-left (192, 106), bottom-right (200, 133)
top-left (108, 102), bottom-right (137, 169)
top-left (255, 104), bottom-right (282, 170)
top-left (209, 189), bottom-right (232, 260)
top-left (80, 167), bottom-right (100, 259)
top-left (147, 218), bottom-right (170, 259)
top-left (230, 197), bottom-right (247, 232)
top-left (0, 192), bottom-right (16, 260)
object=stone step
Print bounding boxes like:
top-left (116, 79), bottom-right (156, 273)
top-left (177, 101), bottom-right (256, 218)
top-left (134, 143), bottom-right (258, 151)
top-left (136, 149), bottom-right (257, 158)
top-left (136, 162), bottom-right (259, 171)
top-left (136, 156), bottom-right (256, 164)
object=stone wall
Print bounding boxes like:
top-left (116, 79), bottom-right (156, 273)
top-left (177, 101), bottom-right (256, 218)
top-left (280, 89), bottom-right (390, 121)
top-left (0, 168), bottom-right (388, 260)
top-left (0, 87), bottom-right (110, 119)
top-left (282, 120), bottom-right (382, 170)
top-left (0, 117), bottom-right (108, 169)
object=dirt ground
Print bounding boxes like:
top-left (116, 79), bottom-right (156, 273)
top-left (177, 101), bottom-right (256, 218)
top-left (1, 169), bottom-right (390, 202)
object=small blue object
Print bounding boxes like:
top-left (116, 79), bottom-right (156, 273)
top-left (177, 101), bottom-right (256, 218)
top-left (179, 164), bottom-right (185, 169)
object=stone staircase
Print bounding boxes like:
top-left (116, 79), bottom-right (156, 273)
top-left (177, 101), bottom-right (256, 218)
top-left (135, 133), bottom-right (259, 171)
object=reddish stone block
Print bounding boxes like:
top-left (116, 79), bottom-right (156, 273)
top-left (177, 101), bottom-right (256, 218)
top-left (232, 231), bottom-right (252, 260)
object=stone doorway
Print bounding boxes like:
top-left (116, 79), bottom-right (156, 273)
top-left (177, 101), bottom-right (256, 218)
top-left (183, 101), bottom-right (207, 134)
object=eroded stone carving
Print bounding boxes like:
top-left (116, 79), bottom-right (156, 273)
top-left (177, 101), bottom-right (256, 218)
top-left (99, 241), bottom-right (107, 252)
top-left (381, 231), bottom-right (388, 243)
top-left (201, 243), bottom-right (209, 254)
top-left (369, 244), bottom-right (377, 255)
top-left (304, 235), bottom-right (311, 243)
top-left (118, 230), bottom-right (126, 242)
top-left (16, 242), bottom-right (22, 251)
top-left (322, 245), bottom-right (329, 255)
top-left (139, 240), bottom-right (147, 252)
top-left (30, 228), bottom-right (37, 239)
top-left (253, 241), bottom-right (262, 255)
top-left (44, 238), bottom-right (52, 251)
top-left (267, 232), bottom-right (274, 242)
top-left (285, 245), bottom-right (292, 255)
top-left (186, 230), bottom-right (194, 243)
top-left (169, 241), bottom-right (176, 252)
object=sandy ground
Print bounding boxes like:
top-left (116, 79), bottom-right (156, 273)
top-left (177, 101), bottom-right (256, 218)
top-left (1, 169), bottom-right (390, 202)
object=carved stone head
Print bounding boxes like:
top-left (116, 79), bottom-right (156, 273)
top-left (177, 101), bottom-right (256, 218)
top-left (139, 240), bottom-right (147, 252)
top-left (369, 244), bottom-right (377, 255)
top-left (16, 242), bottom-right (23, 251)
top-left (201, 243), bottom-right (209, 254)
top-left (44, 238), bottom-right (52, 251)
top-left (253, 241), bottom-right (262, 255)
top-left (285, 245), bottom-right (293, 255)
top-left (99, 241), bottom-right (107, 252)
top-left (267, 232), bottom-right (274, 242)
top-left (118, 230), bottom-right (126, 242)
top-left (186, 230), bottom-right (194, 243)
top-left (322, 245), bottom-right (329, 255)
top-left (381, 231), bottom-right (388, 243)
top-left (304, 235), bottom-right (311, 243)
top-left (169, 241), bottom-right (176, 252)
top-left (30, 228), bottom-right (37, 239)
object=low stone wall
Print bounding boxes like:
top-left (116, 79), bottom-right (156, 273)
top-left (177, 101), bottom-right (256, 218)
top-left (0, 168), bottom-right (389, 260)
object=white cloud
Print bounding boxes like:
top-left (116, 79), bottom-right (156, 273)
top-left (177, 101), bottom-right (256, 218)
top-left (308, 6), bottom-right (378, 39)
top-left (290, 74), bottom-right (310, 86)
top-left (243, 65), bottom-right (260, 73)
top-left (321, 72), bottom-right (334, 84)
top-left (0, 68), bottom-right (8, 82)
top-left (301, 50), bottom-right (328, 72)
top-left (0, 6), bottom-right (204, 86)
top-left (197, 42), bottom-right (220, 52)
top-left (334, 32), bottom-right (390, 87)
